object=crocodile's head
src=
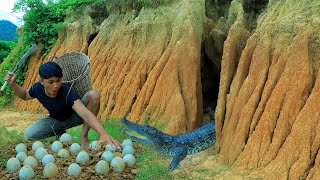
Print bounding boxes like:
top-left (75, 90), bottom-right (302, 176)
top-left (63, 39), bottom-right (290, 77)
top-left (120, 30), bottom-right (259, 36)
top-left (120, 117), bottom-right (173, 147)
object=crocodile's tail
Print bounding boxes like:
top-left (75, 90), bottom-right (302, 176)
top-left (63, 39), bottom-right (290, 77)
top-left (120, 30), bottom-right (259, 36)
top-left (207, 107), bottom-right (215, 121)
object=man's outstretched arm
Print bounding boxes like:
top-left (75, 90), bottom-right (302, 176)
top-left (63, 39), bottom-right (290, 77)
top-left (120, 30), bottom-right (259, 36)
top-left (72, 100), bottom-right (122, 150)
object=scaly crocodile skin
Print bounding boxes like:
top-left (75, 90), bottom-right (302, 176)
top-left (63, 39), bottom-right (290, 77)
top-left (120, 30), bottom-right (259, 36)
top-left (120, 115), bottom-right (215, 170)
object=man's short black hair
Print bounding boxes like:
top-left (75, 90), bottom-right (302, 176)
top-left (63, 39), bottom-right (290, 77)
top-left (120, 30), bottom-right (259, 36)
top-left (39, 62), bottom-right (63, 79)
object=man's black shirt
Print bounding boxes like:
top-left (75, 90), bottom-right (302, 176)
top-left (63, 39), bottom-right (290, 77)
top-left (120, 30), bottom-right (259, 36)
top-left (28, 82), bottom-right (80, 121)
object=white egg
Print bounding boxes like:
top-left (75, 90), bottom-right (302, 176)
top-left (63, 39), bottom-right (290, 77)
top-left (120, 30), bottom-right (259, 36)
top-left (69, 143), bottom-right (81, 154)
top-left (16, 152), bottom-right (27, 162)
top-left (59, 133), bottom-right (72, 143)
top-left (51, 141), bottom-right (63, 153)
top-left (121, 139), bottom-right (133, 148)
top-left (101, 151), bottom-right (114, 162)
top-left (57, 149), bottom-right (69, 158)
top-left (68, 163), bottom-right (81, 176)
top-left (90, 141), bottom-right (102, 151)
top-left (105, 143), bottom-right (117, 152)
top-left (76, 151), bottom-right (90, 164)
top-left (6, 157), bottom-right (21, 172)
top-left (15, 143), bottom-right (27, 153)
top-left (32, 141), bottom-right (44, 152)
top-left (35, 147), bottom-right (48, 160)
top-left (122, 146), bottom-right (135, 155)
top-left (95, 160), bottom-right (109, 175)
top-left (43, 163), bottom-right (58, 178)
top-left (123, 154), bottom-right (136, 167)
top-left (42, 154), bottom-right (55, 166)
top-left (19, 165), bottom-right (35, 179)
top-left (23, 156), bottom-right (38, 171)
top-left (110, 157), bottom-right (125, 173)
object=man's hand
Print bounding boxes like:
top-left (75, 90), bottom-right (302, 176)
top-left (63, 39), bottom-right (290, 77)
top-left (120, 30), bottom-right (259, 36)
top-left (96, 133), bottom-right (122, 151)
top-left (4, 72), bottom-right (17, 85)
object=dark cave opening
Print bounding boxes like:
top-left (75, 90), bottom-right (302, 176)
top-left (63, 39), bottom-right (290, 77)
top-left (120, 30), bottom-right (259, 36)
top-left (201, 45), bottom-right (220, 117)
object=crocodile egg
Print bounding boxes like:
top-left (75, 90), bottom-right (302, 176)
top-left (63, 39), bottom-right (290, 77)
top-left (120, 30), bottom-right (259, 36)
top-left (101, 151), bottom-right (114, 162)
top-left (122, 146), bottom-right (135, 155)
top-left (59, 133), bottom-right (72, 144)
top-left (105, 143), bottom-right (117, 152)
top-left (6, 157), bottom-right (21, 172)
top-left (19, 166), bottom-right (35, 179)
top-left (23, 156), bottom-right (38, 171)
top-left (121, 139), bottom-right (133, 148)
top-left (110, 157), bottom-right (125, 173)
top-left (35, 147), bottom-right (48, 160)
top-left (58, 149), bottom-right (69, 158)
top-left (76, 151), bottom-right (90, 164)
top-left (95, 160), bottom-right (109, 175)
top-left (51, 141), bottom-right (63, 153)
top-left (43, 163), bottom-right (58, 178)
top-left (42, 154), bottom-right (55, 166)
top-left (89, 141), bottom-right (102, 151)
top-left (16, 152), bottom-right (27, 162)
top-left (32, 141), bottom-right (44, 152)
top-left (15, 143), bottom-right (27, 153)
top-left (69, 143), bottom-right (81, 154)
top-left (68, 163), bottom-right (81, 176)
top-left (123, 154), bottom-right (136, 167)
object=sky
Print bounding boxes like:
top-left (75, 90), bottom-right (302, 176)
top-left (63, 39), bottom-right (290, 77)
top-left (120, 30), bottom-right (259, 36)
top-left (0, 0), bottom-right (24, 27)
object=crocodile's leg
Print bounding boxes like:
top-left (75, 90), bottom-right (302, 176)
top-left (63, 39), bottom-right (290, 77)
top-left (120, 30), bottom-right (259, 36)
top-left (168, 147), bottom-right (187, 171)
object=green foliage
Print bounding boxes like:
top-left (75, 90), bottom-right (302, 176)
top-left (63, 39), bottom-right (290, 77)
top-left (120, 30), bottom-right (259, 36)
top-left (12, 0), bottom-right (107, 55)
top-left (0, 43), bottom-right (31, 106)
top-left (13, 0), bottom-right (63, 55)
top-left (0, 41), bottom-right (16, 64)
top-left (0, 20), bottom-right (18, 41)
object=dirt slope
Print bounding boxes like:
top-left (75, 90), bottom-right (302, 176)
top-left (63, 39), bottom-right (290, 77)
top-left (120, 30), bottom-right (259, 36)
top-left (215, 0), bottom-right (320, 178)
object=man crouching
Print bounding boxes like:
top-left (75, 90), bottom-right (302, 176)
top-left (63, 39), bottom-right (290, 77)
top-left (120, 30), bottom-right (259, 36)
top-left (4, 61), bottom-right (121, 150)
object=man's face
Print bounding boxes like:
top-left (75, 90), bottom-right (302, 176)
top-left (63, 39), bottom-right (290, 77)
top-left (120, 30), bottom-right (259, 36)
top-left (40, 76), bottom-right (62, 98)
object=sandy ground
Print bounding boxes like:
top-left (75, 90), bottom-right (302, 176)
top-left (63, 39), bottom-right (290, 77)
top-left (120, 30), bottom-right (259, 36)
top-left (0, 108), bottom-right (45, 131)
top-left (0, 108), bottom-right (264, 179)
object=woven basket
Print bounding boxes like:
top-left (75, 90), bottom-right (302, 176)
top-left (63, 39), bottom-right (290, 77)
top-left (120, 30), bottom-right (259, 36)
top-left (52, 52), bottom-right (92, 97)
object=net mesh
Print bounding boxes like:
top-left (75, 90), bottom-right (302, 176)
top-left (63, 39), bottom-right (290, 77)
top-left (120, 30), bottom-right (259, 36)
top-left (53, 52), bottom-right (92, 97)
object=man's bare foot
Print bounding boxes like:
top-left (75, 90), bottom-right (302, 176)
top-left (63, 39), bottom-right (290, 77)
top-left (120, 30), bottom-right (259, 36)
top-left (80, 135), bottom-right (89, 150)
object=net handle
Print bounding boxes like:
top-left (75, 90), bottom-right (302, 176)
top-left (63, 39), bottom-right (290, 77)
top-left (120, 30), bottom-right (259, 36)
top-left (47, 56), bottom-right (57, 62)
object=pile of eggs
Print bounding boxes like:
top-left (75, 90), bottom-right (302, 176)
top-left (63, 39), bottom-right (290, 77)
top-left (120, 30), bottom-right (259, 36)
top-left (6, 133), bottom-right (136, 178)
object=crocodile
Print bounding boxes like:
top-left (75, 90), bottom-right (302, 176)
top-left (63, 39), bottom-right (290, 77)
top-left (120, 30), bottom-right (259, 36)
top-left (120, 115), bottom-right (216, 170)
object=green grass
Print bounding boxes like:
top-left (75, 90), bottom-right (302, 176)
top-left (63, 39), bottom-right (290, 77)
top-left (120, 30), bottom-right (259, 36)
top-left (0, 116), bottom-right (170, 179)
top-left (135, 145), bottom-right (171, 180)
top-left (67, 117), bottom-right (171, 179)
top-left (66, 116), bottom-right (127, 143)
top-left (0, 125), bottom-right (26, 167)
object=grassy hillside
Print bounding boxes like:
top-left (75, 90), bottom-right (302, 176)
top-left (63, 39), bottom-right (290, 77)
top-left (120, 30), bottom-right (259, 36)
top-left (0, 40), bottom-right (16, 64)
top-left (0, 20), bottom-right (17, 41)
